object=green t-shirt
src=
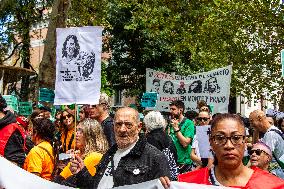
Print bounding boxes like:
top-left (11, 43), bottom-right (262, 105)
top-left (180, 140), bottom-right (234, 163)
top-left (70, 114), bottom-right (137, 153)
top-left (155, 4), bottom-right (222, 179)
top-left (169, 118), bottom-right (195, 165)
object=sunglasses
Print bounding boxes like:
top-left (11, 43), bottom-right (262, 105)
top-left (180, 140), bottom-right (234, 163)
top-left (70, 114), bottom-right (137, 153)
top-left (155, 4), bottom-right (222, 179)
top-left (248, 149), bottom-right (267, 156)
top-left (62, 114), bottom-right (73, 119)
top-left (196, 117), bottom-right (209, 121)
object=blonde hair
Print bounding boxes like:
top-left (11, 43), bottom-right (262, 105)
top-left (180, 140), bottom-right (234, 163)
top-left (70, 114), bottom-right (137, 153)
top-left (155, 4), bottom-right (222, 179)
top-left (79, 119), bottom-right (109, 158)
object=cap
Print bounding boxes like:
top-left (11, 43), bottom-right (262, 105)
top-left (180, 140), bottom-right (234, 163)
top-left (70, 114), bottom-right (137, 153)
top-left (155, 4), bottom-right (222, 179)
top-left (252, 142), bottom-right (272, 157)
top-left (16, 116), bottom-right (29, 129)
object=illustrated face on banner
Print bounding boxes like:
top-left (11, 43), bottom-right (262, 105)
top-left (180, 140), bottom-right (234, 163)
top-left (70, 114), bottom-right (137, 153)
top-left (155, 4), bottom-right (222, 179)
top-left (151, 79), bottom-right (160, 93)
top-left (204, 77), bottom-right (220, 94)
top-left (62, 35), bottom-right (80, 61)
top-left (188, 80), bottom-right (202, 93)
top-left (163, 81), bottom-right (174, 94)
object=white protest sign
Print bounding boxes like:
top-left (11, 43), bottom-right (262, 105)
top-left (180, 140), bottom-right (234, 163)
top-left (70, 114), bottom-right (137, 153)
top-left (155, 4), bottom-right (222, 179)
top-left (113, 179), bottom-right (236, 189)
top-left (146, 66), bottom-right (232, 114)
top-left (0, 156), bottom-right (75, 189)
top-left (170, 181), bottom-right (237, 189)
top-left (196, 125), bottom-right (212, 158)
top-left (54, 26), bottom-right (103, 105)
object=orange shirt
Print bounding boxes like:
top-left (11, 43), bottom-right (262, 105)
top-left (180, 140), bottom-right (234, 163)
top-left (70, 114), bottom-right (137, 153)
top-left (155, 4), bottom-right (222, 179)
top-left (23, 141), bottom-right (54, 180)
top-left (60, 127), bottom-right (75, 153)
top-left (60, 152), bottom-right (102, 179)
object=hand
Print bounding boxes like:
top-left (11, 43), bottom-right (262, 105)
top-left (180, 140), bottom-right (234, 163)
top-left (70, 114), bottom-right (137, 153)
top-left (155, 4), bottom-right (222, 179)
top-left (171, 119), bottom-right (179, 131)
top-left (160, 176), bottom-right (171, 189)
top-left (69, 155), bottom-right (85, 174)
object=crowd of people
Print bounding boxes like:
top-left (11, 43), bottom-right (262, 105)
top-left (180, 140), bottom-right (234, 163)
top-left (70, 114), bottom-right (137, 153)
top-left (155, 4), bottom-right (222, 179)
top-left (0, 93), bottom-right (284, 189)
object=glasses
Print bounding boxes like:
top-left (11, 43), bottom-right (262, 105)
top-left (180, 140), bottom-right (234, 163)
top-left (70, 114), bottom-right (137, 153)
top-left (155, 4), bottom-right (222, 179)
top-left (211, 134), bottom-right (245, 146)
top-left (248, 149), bottom-right (267, 156)
top-left (197, 117), bottom-right (210, 122)
top-left (115, 121), bottom-right (134, 129)
top-left (63, 114), bottom-right (72, 119)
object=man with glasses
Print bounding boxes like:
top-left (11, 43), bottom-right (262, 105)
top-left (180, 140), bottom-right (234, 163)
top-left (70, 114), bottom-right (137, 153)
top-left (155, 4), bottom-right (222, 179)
top-left (89, 93), bottom-right (115, 147)
top-left (65, 107), bottom-right (171, 188)
top-left (168, 100), bottom-right (195, 173)
top-left (249, 110), bottom-right (284, 179)
top-left (249, 142), bottom-right (272, 172)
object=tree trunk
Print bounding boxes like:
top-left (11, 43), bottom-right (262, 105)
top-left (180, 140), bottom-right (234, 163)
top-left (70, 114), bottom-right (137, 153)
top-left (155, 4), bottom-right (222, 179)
top-left (278, 89), bottom-right (284, 112)
top-left (38, 0), bottom-right (71, 89)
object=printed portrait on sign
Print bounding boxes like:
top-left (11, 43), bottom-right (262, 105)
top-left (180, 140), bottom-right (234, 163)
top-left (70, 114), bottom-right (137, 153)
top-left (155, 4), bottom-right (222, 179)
top-left (188, 80), bottom-right (202, 93)
top-left (203, 77), bottom-right (221, 93)
top-left (163, 81), bottom-right (174, 94)
top-left (176, 81), bottom-right (186, 95)
top-left (59, 35), bottom-right (96, 82)
top-left (62, 35), bottom-right (80, 63)
top-left (150, 79), bottom-right (160, 93)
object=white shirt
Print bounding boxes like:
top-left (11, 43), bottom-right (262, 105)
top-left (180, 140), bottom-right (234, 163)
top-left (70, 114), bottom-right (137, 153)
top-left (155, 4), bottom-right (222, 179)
top-left (97, 141), bottom-right (137, 189)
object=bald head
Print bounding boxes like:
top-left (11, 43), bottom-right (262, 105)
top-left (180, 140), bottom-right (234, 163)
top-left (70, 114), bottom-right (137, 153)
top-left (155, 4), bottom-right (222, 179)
top-left (115, 107), bottom-right (140, 124)
top-left (249, 110), bottom-right (270, 132)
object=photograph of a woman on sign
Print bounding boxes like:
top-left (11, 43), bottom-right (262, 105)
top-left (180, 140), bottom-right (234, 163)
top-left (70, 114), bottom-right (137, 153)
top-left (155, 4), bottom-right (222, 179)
top-left (188, 80), bottom-right (202, 93)
top-left (163, 81), bottom-right (174, 94)
top-left (62, 35), bottom-right (80, 64)
top-left (150, 79), bottom-right (161, 93)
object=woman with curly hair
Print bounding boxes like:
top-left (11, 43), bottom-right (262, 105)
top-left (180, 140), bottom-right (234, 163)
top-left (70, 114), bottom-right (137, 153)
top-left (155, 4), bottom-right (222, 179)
top-left (23, 118), bottom-right (56, 180)
top-left (57, 119), bottom-right (109, 180)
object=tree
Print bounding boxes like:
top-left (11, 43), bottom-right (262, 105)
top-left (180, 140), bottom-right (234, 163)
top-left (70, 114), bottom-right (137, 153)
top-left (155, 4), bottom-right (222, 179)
top-left (102, 0), bottom-right (284, 103)
top-left (0, 0), bottom-right (52, 100)
top-left (39, 0), bottom-right (71, 89)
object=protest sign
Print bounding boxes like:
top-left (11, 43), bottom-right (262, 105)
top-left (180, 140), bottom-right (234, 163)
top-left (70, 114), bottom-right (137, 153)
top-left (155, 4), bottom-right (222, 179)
top-left (0, 156), bottom-right (75, 189)
top-left (195, 125), bottom-right (211, 158)
top-left (54, 26), bottom-right (103, 105)
top-left (141, 92), bottom-right (158, 108)
top-left (2, 95), bottom-right (18, 112)
top-left (39, 88), bottom-right (55, 103)
top-left (146, 66), bottom-right (232, 114)
top-left (18, 101), bottom-right (33, 116)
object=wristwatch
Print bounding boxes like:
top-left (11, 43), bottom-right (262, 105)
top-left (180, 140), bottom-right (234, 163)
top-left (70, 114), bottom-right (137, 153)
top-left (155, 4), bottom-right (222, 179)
top-left (174, 129), bottom-right (180, 133)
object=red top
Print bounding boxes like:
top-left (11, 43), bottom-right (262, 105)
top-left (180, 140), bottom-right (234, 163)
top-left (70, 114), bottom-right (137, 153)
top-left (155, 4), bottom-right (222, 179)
top-left (178, 166), bottom-right (284, 189)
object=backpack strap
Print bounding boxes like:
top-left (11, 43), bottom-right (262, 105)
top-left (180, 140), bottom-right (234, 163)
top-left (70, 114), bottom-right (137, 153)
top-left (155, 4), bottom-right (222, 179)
top-left (38, 145), bottom-right (56, 178)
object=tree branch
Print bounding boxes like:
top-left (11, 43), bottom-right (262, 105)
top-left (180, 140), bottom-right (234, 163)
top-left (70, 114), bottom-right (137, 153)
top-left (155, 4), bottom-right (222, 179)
top-left (3, 42), bottom-right (23, 62)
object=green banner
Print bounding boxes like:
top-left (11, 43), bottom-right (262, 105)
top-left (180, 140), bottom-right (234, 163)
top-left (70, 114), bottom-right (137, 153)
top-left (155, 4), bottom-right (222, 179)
top-left (18, 102), bottom-right (33, 116)
top-left (39, 88), bottom-right (55, 103)
top-left (2, 95), bottom-right (18, 112)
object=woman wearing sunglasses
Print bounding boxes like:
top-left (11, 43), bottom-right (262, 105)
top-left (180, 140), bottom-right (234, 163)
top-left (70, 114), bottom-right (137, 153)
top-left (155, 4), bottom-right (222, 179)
top-left (190, 111), bottom-right (214, 170)
top-left (60, 110), bottom-right (76, 153)
top-left (161, 114), bottom-right (284, 189)
top-left (249, 142), bottom-right (272, 172)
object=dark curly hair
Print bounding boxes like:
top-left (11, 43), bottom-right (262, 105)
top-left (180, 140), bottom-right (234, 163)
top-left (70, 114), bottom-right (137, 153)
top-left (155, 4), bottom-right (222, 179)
top-left (62, 35), bottom-right (80, 58)
top-left (32, 118), bottom-right (55, 142)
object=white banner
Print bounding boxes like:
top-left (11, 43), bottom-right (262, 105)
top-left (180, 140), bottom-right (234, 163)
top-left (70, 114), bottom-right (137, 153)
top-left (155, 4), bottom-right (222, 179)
top-left (0, 157), bottom-right (75, 189)
top-left (113, 179), bottom-right (235, 189)
top-left (196, 125), bottom-right (212, 158)
top-left (146, 66), bottom-right (232, 114)
top-left (54, 26), bottom-right (103, 105)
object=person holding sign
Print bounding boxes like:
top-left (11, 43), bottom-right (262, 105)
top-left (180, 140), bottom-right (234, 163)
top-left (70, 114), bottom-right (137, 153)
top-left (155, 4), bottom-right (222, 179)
top-left (55, 119), bottom-right (108, 181)
top-left (190, 111), bottom-right (214, 170)
top-left (161, 114), bottom-right (284, 189)
top-left (168, 100), bottom-right (195, 173)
